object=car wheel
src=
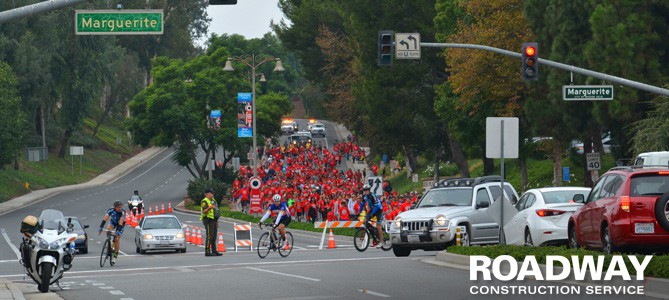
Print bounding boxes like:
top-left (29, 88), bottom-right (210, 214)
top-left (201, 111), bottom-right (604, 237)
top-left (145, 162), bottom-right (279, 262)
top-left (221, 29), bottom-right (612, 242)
top-left (392, 245), bottom-right (411, 257)
top-left (524, 228), bottom-right (534, 247)
top-left (180, 248), bottom-right (187, 253)
top-left (654, 192), bottom-right (669, 232)
top-left (568, 224), bottom-right (580, 249)
top-left (602, 225), bottom-right (619, 254)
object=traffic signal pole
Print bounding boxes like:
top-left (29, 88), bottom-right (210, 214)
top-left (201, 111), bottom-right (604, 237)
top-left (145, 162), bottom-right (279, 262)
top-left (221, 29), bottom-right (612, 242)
top-left (0, 0), bottom-right (88, 24)
top-left (421, 42), bottom-right (669, 98)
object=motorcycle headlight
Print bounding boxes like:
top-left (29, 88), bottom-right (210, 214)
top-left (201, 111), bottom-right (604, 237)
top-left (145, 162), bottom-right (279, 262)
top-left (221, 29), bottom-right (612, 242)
top-left (143, 234), bottom-right (154, 240)
top-left (49, 241), bottom-right (62, 250)
top-left (394, 217), bottom-right (402, 228)
top-left (37, 237), bottom-right (49, 249)
top-left (435, 215), bottom-right (449, 226)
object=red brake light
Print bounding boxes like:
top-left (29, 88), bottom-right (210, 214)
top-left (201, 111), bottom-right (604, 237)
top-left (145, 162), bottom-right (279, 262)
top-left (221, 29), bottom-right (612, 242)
top-left (620, 196), bottom-right (630, 212)
top-left (658, 171), bottom-right (669, 175)
top-left (536, 209), bottom-right (566, 217)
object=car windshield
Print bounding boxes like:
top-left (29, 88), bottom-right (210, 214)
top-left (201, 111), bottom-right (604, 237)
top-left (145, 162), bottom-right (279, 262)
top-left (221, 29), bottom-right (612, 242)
top-left (143, 218), bottom-right (180, 230)
top-left (39, 209), bottom-right (66, 231)
top-left (541, 190), bottom-right (590, 204)
top-left (417, 188), bottom-right (473, 208)
top-left (630, 174), bottom-right (669, 196)
top-left (68, 218), bottom-right (83, 230)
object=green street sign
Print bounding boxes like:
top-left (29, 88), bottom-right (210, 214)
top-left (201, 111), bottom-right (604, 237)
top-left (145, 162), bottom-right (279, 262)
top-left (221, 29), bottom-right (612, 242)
top-left (562, 85), bottom-right (614, 101)
top-left (75, 10), bottom-right (163, 35)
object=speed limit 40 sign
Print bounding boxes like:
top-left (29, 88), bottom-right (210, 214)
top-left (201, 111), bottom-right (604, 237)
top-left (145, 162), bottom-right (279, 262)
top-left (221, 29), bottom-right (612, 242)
top-left (586, 153), bottom-right (601, 171)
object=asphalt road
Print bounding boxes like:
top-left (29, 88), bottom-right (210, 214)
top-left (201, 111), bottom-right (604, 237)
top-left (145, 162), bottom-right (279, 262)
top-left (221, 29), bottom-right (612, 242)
top-left (0, 120), bottom-right (655, 300)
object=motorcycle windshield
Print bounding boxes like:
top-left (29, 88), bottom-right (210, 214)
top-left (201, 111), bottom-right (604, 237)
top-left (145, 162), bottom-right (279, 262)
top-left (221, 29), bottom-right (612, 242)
top-left (39, 209), bottom-right (66, 231)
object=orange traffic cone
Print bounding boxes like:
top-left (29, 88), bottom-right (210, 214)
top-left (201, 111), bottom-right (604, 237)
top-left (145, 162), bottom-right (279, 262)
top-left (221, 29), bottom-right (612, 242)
top-left (327, 229), bottom-right (337, 249)
top-left (185, 226), bottom-right (191, 244)
top-left (148, 206), bottom-right (153, 216)
top-left (155, 205), bottom-right (160, 215)
top-left (217, 232), bottom-right (226, 252)
top-left (161, 203), bottom-right (165, 214)
top-left (168, 202), bottom-right (173, 213)
top-left (284, 240), bottom-right (291, 251)
top-left (196, 229), bottom-right (203, 246)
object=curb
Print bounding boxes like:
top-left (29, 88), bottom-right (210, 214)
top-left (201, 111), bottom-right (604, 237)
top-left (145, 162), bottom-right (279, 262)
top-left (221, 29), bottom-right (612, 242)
top-left (0, 147), bottom-right (166, 217)
top-left (0, 278), bottom-right (25, 300)
top-left (434, 251), bottom-right (669, 299)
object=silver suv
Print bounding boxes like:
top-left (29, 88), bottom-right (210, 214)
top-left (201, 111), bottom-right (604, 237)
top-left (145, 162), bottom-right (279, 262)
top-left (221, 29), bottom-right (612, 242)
top-left (388, 176), bottom-right (518, 257)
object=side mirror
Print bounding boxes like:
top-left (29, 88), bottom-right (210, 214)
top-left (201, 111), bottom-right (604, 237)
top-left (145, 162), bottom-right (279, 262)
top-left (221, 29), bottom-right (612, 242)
top-left (83, 225), bottom-right (90, 229)
top-left (573, 194), bottom-right (585, 203)
top-left (135, 226), bottom-right (141, 230)
top-left (477, 201), bottom-right (490, 209)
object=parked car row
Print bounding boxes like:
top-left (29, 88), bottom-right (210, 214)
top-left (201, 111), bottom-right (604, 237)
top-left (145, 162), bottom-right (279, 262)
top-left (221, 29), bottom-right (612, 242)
top-left (389, 164), bottom-right (669, 256)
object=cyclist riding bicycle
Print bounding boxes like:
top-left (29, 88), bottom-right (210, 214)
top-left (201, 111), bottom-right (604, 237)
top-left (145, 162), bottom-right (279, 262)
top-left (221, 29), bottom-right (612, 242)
top-left (258, 194), bottom-right (291, 244)
top-left (359, 184), bottom-right (384, 248)
top-left (98, 200), bottom-right (126, 261)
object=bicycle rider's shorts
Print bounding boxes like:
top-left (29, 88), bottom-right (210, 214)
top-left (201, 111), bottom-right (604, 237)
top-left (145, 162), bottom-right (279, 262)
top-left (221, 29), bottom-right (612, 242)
top-left (278, 215), bottom-right (291, 227)
top-left (367, 209), bottom-right (383, 224)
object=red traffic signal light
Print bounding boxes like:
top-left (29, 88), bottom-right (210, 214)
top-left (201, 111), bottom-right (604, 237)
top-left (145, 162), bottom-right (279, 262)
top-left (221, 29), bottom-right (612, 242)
top-left (522, 43), bottom-right (538, 80)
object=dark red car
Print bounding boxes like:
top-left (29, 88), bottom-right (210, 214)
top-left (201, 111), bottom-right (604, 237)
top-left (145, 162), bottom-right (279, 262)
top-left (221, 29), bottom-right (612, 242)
top-left (568, 167), bottom-right (669, 253)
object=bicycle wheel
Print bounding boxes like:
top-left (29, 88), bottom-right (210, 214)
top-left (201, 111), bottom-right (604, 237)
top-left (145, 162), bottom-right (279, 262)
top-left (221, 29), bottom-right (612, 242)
top-left (278, 232), bottom-right (294, 257)
top-left (257, 232), bottom-right (271, 259)
top-left (353, 228), bottom-right (370, 252)
top-left (100, 239), bottom-right (110, 267)
top-left (380, 237), bottom-right (392, 251)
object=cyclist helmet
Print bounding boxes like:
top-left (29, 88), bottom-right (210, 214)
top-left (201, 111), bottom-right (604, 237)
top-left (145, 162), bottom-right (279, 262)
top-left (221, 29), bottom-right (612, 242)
top-left (113, 200), bottom-right (123, 207)
top-left (272, 194), bottom-right (281, 202)
top-left (362, 184), bottom-right (371, 190)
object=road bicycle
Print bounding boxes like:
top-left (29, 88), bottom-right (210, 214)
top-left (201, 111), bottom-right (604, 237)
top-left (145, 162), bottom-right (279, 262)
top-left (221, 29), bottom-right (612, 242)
top-left (353, 220), bottom-right (392, 252)
top-left (257, 222), bottom-right (294, 258)
top-left (99, 229), bottom-right (118, 267)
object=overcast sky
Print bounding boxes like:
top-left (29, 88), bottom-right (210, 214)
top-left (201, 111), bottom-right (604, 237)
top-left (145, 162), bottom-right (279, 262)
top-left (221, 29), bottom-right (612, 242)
top-left (202, 0), bottom-right (285, 43)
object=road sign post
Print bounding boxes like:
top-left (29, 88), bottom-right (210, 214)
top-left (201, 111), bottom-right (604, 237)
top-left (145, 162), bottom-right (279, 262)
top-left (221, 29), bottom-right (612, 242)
top-left (563, 85), bottom-right (614, 101)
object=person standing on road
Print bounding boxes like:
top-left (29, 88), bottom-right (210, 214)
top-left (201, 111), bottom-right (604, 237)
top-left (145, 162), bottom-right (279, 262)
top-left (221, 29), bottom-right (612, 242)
top-left (201, 188), bottom-right (222, 256)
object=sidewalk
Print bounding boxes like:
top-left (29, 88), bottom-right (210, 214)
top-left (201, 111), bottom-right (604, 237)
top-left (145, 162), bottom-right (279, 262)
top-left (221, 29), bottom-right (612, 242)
top-left (0, 147), bottom-right (166, 299)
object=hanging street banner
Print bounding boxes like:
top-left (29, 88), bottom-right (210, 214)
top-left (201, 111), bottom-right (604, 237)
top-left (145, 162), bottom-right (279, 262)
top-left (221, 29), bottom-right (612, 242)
top-left (237, 92), bottom-right (253, 138)
top-left (75, 10), bottom-right (163, 35)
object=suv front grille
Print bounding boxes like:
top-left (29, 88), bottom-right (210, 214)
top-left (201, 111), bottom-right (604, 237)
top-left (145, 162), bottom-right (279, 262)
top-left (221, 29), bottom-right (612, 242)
top-left (155, 235), bottom-right (174, 241)
top-left (403, 221), bottom-right (430, 231)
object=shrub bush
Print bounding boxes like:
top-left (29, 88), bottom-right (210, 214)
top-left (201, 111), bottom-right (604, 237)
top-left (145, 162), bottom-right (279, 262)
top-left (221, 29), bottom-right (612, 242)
top-left (187, 177), bottom-right (227, 206)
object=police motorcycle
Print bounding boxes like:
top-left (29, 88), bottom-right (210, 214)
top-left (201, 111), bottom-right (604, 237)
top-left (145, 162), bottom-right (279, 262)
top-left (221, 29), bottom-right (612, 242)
top-left (19, 209), bottom-right (77, 293)
top-left (128, 190), bottom-right (143, 214)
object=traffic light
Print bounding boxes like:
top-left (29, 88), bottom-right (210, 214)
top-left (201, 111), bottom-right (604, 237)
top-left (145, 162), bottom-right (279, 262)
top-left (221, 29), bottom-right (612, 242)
top-left (209, 0), bottom-right (237, 4)
top-left (378, 30), bottom-right (393, 66)
top-left (522, 42), bottom-right (538, 80)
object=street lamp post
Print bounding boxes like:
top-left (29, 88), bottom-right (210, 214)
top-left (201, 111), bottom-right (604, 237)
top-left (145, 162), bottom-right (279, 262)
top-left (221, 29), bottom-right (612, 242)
top-left (223, 54), bottom-right (284, 177)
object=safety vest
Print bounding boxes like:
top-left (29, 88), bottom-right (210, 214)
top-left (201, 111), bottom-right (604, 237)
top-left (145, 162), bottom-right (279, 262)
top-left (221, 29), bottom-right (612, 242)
top-left (200, 197), bottom-right (215, 220)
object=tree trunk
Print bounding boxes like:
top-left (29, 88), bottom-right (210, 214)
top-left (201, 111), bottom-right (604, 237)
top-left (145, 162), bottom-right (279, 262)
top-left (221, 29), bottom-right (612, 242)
top-left (92, 109), bottom-right (108, 137)
top-left (433, 147), bottom-right (440, 182)
top-left (403, 146), bottom-right (419, 173)
top-left (444, 125), bottom-right (469, 177)
top-left (58, 129), bottom-right (73, 159)
top-left (552, 141), bottom-right (563, 187)
top-left (519, 158), bottom-right (528, 192)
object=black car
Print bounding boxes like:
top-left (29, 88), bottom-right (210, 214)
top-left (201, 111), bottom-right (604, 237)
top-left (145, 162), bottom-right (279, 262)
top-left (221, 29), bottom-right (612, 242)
top-left (67, 216), bottom-right (89, 254)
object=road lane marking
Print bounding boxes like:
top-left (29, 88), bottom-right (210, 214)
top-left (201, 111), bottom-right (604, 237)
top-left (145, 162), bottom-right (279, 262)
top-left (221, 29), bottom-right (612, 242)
top-left (358, 289), bottom-right (390, 298)
top-left (0, 228), bottom-right (21, 260)
top-left (110, 290), bottom-right (125, 295)
top-left (246, 267), bottom-right (320, 282)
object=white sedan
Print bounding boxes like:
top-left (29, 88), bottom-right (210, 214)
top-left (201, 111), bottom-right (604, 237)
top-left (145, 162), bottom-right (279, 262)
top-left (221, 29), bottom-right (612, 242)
top-left (503, 187), bottom-right (591, 246)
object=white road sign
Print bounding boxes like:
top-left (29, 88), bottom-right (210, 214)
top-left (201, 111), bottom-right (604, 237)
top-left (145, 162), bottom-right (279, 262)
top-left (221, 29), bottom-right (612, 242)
top-left (395, 33), bottom-right (420, 59)
top-left (367, 176), bottom-right (384, 196)
top-left (586, 153), bottom-right (601, 171)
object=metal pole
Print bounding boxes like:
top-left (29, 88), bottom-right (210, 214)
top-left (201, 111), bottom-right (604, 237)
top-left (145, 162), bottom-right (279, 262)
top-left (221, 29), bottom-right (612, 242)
top-left (0, 0), bottom-right (88, 24)
top-left (251, 55), bottom-right (258, 177)
top-left (421, 42), bottom-right (669, 97)
top-left (499, 120), bottom-right (505, 245)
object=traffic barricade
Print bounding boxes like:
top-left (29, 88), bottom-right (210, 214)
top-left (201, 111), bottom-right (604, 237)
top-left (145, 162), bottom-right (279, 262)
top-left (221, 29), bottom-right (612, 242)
top-left (314, 221), bottom-right (377, 250)
top-left (233, 222), bottom-right (253, 251)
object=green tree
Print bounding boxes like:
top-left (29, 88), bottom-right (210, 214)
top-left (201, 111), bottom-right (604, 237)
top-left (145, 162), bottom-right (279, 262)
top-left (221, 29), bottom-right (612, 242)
top-left (0, 62), bottom-right (25, 168)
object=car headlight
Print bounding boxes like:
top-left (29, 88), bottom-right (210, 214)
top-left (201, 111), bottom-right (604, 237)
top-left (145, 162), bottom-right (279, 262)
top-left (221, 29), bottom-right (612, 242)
top-left (77, 234), bottom-right (86, 240)
top-left (143, 234), bottom-right (154, 240)
top-left (175, 233), bottom-right (184, 239)
top-left (394, 217), bottom-right (402, 228)
top-left (435, 215), bottom-right (449, 226)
